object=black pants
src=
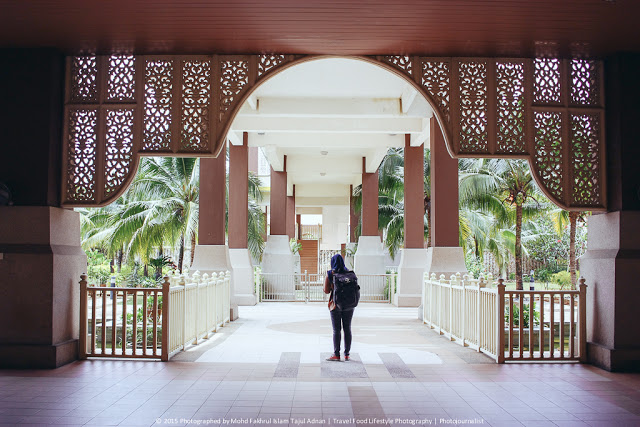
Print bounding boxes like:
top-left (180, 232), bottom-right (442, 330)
top-left (330, 308), bottom-right (354, 356)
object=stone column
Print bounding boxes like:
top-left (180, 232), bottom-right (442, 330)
top-left (354, 157), bottom-right (385, 275)
top-left (228, 132), bottom-right (256, 306)
top-left (0, 49), bottom-right (86, 368)
top-left (580, 53), bottom-right (640, 371)
top-left (397, 134), bottom-right (429, 307)
top-left (262, 156), bottom-right (294, 275)
top-left (287, 185), bottom-right (296, 240)
top-left (425, 117), bottom-right (467, 277)
top-left (191, 144), bottom-right (231, 273)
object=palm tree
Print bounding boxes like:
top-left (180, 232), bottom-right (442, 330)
top-left (125, 157), bottom-right (200, 273)
top-left (550, 209), bottom-right (588, 288)
top-left (459, 158), bottom-right (545, 290)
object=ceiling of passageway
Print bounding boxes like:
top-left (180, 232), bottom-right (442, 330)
top-left (1, 1), bottom-right (639, 57)
top-left (230, 58), bottom-right (431, 205)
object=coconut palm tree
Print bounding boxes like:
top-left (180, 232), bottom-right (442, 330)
top-left (549, 209), bottom-right (588, 288)
top-left (459, 158), bottom-right (546, 290)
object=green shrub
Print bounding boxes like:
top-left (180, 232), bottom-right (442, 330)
top-left (509, 272), bottom-right (516, 280)
top-left (505, 301), bottom-right (539, 328)
top-left (551, 271), bottom-right (572, 289)
top-left (535, 268), bottom-right (551, 282)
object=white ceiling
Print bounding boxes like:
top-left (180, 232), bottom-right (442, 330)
top-left (229, 57), bottom-right (433, 205)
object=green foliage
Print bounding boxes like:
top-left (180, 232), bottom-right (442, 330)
top-left (126, 262), bottom-right (158, 287)
top-left (534, 268), bottom-right (551, 282)
top-left (551, 271), bottom-right (572, 289)
top-left (289, 239), bottom-right (302, 255)
top-left (383, 274), bottom-right (397, 300)
top-left (86, 249), bottom-right (112, 285)
top-left (465, 256), bottom-right (484, 279)
top-left (505, 301), bottom-right (540, 328)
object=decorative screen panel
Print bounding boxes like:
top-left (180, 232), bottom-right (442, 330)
top-left (570, 59), bottom-right (600, 106)
top-left (107, 55), bottom-right (136, 102)
top-left (382, 55), bottom-right (412, 75)
top-left (143, 60), bottom-right (174, 151)
top-left (220, 60), bottom-right (248, 121)
top-left (496, 61), bottom-right (526, 154)
top-left (533, 111), bottom-right (564, 201)
top-left (104, 109), bottom-right (134, 198)
top-left (534, 58), bottom-right (561, 104)
top-left (458, 61), bottom-right (488, 153)
top-left (258, 55), bottom-right (286, 77)
top-left (181, 60), bottom-right (211, 152)
top-left (70, 57), bottom-right (98, 102)
top-left (421, 61), bottom-right (451, 124)
top-left (67, 109), bottom-right (98, 202)
top-left (570, 113), bottom-right (601, 206)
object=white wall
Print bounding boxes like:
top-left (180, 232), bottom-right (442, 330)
top-left (320, 205), bottom-right (349, 250)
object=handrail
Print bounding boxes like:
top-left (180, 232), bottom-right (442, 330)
top-left (80, 270), bottom-right (231, 361)
top-left (422, 273), bottom-right (587, 363)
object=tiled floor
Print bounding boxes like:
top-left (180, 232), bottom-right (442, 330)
top-left (1, 303), bottom-right (639, 426)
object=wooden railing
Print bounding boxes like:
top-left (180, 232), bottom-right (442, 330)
top-left (423, 273), bottom-right (587, 363)
top-left (79, 271), bottom-right (231, 361)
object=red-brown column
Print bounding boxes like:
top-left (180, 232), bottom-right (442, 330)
top-left (229, 133), bottom-right (248, 249)
top-left (199, 144), bottom-right (227, 245)
top-left (404, 134), bottom-right (425, 248)
top-left (296, 214), bottom-right (302, 240)
top-left (349, 184), bottom-right (358, 243)
top-left (361, 157), bottom-right (379, 236)
top-left (430, 117), bottom-right (459, 247)
top-left (286, 185), bottom-right (296, 239)
top-left (270, 156), bottom-right (287, 236)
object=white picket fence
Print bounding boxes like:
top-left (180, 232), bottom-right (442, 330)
top-left (423, 272), bottom-right (587, 363)
top-left (167, 271), bottom-right (231, 358)
top-left (255, 269), bottom-right (396, 303)
top-left (79, 270), bottom-right (231, 361)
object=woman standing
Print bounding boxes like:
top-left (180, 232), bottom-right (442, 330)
top-left (324, 253), bottom-right (356, 361)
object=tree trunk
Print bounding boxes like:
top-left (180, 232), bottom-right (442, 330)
top-left (155, 247), bottom-right (163, 279)
top-left (110, 256), bottom-right (115, 274)
top-left (569, 211), bottom-right (578, 289)
top-left (425, 195), bottom-right (431, 248)
top-left (178, 235), bottom-right (185, 274)
top-left (515, 202), bottom-right (523, 290)
top-left (117, 248), bottom-right (123, 273)
top-left (143, 263), bottom-right (149, 277)
top-left (189, 233), bottom-right (197, 267)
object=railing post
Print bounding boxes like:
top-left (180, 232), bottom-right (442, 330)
top-left (180, 274), bottom-right (186, 350)
top-left (497, 279), bottom-right (506, 363)
top-left (304, 269), bottom-right (308, 303)
top-left (449, 274), bottom-right (455, 340)
top-left (79, 274), bottom-right (88, 360)
top-left (161, 276), bottom-right (170, 361)
top-left (476, 276), bottom-right (481, 353)
top-left (579, 277), bottom-right (587, 363)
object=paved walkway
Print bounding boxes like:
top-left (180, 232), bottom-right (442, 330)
top-left (1, 303), bottom-right (640, 426)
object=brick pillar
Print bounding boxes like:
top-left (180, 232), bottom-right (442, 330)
top-left (430, 117), bottom-right (459, 247)
top-left (199, 144), bottom-right (226, 245)
top-left (404, 134), bottom-right (425, 248)
top-left (349, 184), bottom-right (358, 243)
top-left (229, 133), bottom-right (248, 249)
top-left (270, 156), bottom-right (287, 236)
top-left (361, 157), bottom-right (379, 236)
top-left (286, 185), bottom-right (296, 239)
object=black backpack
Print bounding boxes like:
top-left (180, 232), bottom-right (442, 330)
top-left (332, 271), bottom-right (360, 310)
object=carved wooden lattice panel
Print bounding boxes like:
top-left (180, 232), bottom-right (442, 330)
top-left (181, 59), bottom-right (211, 152)
top-left (570, 113), bottom-right (601, 206)
top-left (107, 55), bottom-right (136, 102)
top-left (104, 109), bottom-right (135, 198)
top-left (143, 59), bottom-right (174, 152)
top-left (533, 111), bottom-right (564, 201)
top-left (62, 54), bottom-right (605, 210)
top-left (496, 61), bottom-right (526, 154)
top-left (219, 59), bottom-right (248, 122)
top-left (70, 57), bottom-right (98, 103)
top-left (570, 59), bottom-right (601, 107)
top-left (457, 60), bottom-right (489, 154)
top-left (258, 54), bottom-right (287, 78)
top-left (382, 55), bottom-right (412, 76)
top-left (66, 109), bottom-right (98, 202)
top-left (533, 58), bottom-right (562, 105)
top-left (421, 60), bottom-right (451, 125)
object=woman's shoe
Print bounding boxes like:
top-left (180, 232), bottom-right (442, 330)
top-left (326, 354), bottom-right (341, 361)
top-left (344, 355), bottom-right (350, 361)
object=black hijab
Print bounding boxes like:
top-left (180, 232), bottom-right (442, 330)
top-left (330, 253), bottom-right (347, 274)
